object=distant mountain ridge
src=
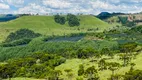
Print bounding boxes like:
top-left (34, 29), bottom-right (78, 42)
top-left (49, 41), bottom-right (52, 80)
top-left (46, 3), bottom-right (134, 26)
top-left (0, 14), bottom-right (19, 22)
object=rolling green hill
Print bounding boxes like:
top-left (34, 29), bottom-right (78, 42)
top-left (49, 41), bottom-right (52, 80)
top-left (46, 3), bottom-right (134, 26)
top-left (0, 15), bottom-right (111, 42)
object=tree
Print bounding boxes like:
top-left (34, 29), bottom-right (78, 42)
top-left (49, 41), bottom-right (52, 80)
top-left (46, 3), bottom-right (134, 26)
top-left (78, 64), bottom-right (85, 76)
top-left (101, 48), bottom-right (114, 58)
top-left (108, 74), bottom-right (123, 80)
top-left (119, 42), bottom-right (137, 66)
top-left (108, 62), bottom-right (121, 76)
top-left (120, 42), bottom-right (137, 54)
top-left (67, 73), bottom-right (74, 80)
top-left (119, 54), bottom-right (131, 67)
top-left (123, 69), bottom-right (142, 80)
top-left (130, 63), bottom-right (136, 71)
top-left (60, 17), bottom-right (66, 25)
top-left (76, 48), bottom-right (95, 59)
top-left (98, 59), bottom-right (107, 71)
top-left (95, 53), bottom-right (102, 60)
top-left (54, 15), bottom-right (66, 25)
top-left (50, 70), bottom-right (62, 80)
top-left (64, 69), bottom-right (73, 80)
top-left (85, 66), bottom-right (99, 80)
top-left (67, 14), bottom-right (80, 27)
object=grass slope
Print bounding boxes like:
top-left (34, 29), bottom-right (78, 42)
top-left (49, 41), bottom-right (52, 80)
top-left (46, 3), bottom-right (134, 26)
top-left (0, 15), bottom-right (111, 42)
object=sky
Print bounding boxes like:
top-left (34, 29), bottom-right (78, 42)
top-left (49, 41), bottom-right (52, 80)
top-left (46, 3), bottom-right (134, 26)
top-left (0, 0), bottom-right (142, 15)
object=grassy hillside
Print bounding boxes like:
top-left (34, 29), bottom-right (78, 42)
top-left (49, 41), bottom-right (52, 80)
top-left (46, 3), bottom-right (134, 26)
top-left (0, 15), bottom-right (111, 42)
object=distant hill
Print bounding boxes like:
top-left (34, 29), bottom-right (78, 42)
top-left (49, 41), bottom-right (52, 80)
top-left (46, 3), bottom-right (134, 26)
top-left (0, 15), bottom-right (111, 42)
top-left (0, 14), bottom-right (19, 22)
top-left (97, 12), bottom-right (125, 20)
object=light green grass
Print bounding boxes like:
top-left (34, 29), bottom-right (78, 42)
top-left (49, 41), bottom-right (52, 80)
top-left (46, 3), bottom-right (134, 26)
top-left (0, 15), bottom-right (111, 42)
top-left (55, 53), bottom-right (142, 80)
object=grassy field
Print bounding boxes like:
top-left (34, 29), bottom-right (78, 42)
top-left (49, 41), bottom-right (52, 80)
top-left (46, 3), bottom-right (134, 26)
top-left (0, 15), bottom-right (111, 42)
top-left (55, 53), bottom-right (142, 80)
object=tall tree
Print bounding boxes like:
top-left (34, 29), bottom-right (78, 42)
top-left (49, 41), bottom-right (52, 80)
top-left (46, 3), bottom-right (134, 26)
top-left (85, 66), bottom-right (99, 80)
top-left (78, 64), bottom-right (85, 76)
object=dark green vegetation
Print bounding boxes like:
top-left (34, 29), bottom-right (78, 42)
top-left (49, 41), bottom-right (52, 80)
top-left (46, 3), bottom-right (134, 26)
top-left (0, 53), bottom-right (66, 79)
top-left (118, 16), bottom-right (136, 27)
top-left (1, 38), bottom-right (31, 47)
top-left (97, 12), bottom-right (125, 20)
top-left (0, 14), bottom-right (19, 22)
top-left (123, 69), bottom-right (142, 80)
top-left (54, 14), bottom-right (80, 27)
top-left (5, 29), bottom-right (41, 42)
top-left (54, 15), bottom-right (66, 25)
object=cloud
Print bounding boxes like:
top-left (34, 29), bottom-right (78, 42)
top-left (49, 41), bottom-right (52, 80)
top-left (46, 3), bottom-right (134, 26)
top-left (0, 3), bottom-right (10, 9)
top-left (42, 0), bottom-right (71, 9)
top-left (0, 0), bottom-right (142, 14)
top-left (5, 0), bottom-right (24, 7)
top-left (14, 3), bottom-right (50, 14)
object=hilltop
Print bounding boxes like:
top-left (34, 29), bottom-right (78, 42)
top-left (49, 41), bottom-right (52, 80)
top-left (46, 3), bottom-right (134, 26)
top-left (0, 15), bottom-right (111, 42)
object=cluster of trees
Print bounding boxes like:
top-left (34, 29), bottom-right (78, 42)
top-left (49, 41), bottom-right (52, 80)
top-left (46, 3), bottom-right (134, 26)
top-left (108, 63), bottom-right (142, 80)
top-left (67, 14), bottom-right (80, 27)
top-left (78, 65), bottom-right (99, 80)
top-left (54, 14), bottom-right (80, 27)
top-left (0, 39), bottom-right (119, 61)
top-left (5, 29), bottom-right (41, 42)
top-left (130, 25), bottom-right (142, 33)
top-left (0, 53), bottom-right (66, 79)
top-left (118, 16), bottom-right (136, 27)
top-left (54, 15), bottom-right (66, 25)
top-left (123, 69), bottom-right (142, 80)
top-left (119, 42), bottom-right (138, 66)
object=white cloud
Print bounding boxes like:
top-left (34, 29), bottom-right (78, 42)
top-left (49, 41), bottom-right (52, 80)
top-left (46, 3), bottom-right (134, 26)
top-left (0, 0), bottom-right (142, 14)
top-left (5, 0), bottom-right (24, 7)
top-left (42, 0), bottom-right (71, 9)
top-left (0, 3), bottom-right (9, 9)
top-left (14, 3), bottom-right (50, 14)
